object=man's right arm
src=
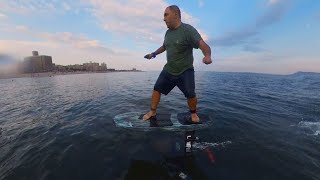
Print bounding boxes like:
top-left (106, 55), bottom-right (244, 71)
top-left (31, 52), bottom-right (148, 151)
top-left (145, 45), bottom-right (166, 59)
top-left (154, 45), bottom-right (166, 56)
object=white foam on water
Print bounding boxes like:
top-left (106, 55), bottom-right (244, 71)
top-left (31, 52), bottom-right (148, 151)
top-left (297, 121), bottom-right (320, 136)
top-left (193, 141), bottom-right (232, 150)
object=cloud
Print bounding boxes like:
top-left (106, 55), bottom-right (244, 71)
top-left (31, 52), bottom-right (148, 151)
top-left (86, 0), bottom-right (204, 44)
top-left (0, 1), bottom-right (54, 14)
top-left (198, 0), bottom-right (204, 8)
top-left (83, 0), bottom-right (168, 44)
top-left (39, 32), bottom-right (113, 52)
top-left (0, 0), bottom-right (209, 71)
top-left (0, 23), bottom-right (146, 70)
top-left (213, 0), bottom-right (290, 51)
top-left (214, 29), bottom-right (258, 46)
top-left (0, 0), bottom-right (207, 45)
top-left (15, 25), bottom-right (29, 32)
top-left (198, 29), bottom-right (209, 41)
top-left (3, 21), bottom-right (114, 53)
top-left (61, 2), bottom-right (71, 11)
top-left (0, 0), bottom-right (83, 15)
top-left (256, 0), bottom-right (289, 28)
top-left (0, 23), bottom-right (28, 33)
top-left (0, 21), bottom-right (113, 53)
top-left (0, 12), bottom-right (7, 19)
top-left (243, 44), bottom-right (265, 53)
top-left (268, 0), bottom-right (281, 5)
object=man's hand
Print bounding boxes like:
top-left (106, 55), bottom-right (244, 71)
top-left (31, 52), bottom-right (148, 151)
top-left (203, 56), bottom-right (212, 64)
top-left (144, 52), bottom-right (156, 59)
top-left (199, 40), bottom-right (212, 65)
top-left (144, 46), bottom-right (166, 60)
top-left (144, 54), bottom-right (153, 59)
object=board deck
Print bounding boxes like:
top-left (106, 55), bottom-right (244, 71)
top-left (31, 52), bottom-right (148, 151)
top-left (113, 112), bottom-right (212, 131)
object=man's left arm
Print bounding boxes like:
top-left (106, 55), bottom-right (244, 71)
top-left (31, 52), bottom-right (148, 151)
top-left (198, 40), bottom-right (212, 65)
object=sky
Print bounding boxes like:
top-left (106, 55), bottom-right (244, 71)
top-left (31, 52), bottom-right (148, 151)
top-left (0, 0), bottom-right (319, 74)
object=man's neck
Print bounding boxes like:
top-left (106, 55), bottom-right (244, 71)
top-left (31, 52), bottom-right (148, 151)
top-left (172, 21), bottom-right (182, 30)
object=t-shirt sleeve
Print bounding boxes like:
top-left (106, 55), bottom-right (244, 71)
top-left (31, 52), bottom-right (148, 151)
top-left (187, 25), bottom-right (202, 49)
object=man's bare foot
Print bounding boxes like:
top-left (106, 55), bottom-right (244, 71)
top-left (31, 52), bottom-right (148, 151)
top-left (143, 110), bottom-right (156, 120)
top-left (191, 113), bottom-right (200, 123)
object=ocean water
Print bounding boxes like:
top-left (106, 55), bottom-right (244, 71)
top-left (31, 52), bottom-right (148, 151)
top-left (0, 71), bottom-right (319, 180)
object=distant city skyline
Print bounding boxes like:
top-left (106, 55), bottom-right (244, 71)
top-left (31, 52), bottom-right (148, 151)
top-left (0, 50), bottom-right (139, 74)
top-left (0, 0), bottom-right (320, 74)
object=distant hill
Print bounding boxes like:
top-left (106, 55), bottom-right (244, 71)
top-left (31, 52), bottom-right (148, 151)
top-left (289, 71), bottom-right (320, 76)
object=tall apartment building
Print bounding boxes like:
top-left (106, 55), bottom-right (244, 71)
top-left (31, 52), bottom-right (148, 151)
top-left (23, 51), bottom-right (53, 73)
top-left (83, 61), bottom-right (100, 71)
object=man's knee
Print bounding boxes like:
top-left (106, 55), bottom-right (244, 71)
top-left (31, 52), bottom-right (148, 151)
top-left (153, 88), bottom-right (169, 95)
top-left (153, 90), bottom-right (161, 95)
top-left (187, 95), bottom-right (197, 100)
top-left (185, 91), bottom-right (196, 99)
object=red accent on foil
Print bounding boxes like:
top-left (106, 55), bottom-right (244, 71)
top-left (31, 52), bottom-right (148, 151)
top-left (205, 147), bottom-right (215, 163)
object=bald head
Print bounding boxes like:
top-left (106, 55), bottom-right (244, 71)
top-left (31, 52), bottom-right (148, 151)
top-left (164, 5), bottom-right (182, 29)
top-left (168, 5), bottom-right (181, 19)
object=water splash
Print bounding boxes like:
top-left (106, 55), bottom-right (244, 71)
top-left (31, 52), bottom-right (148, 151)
top-left (193, 141), bottom-right (232, 150)
top-left (297, 121), bottom-right (320, 136)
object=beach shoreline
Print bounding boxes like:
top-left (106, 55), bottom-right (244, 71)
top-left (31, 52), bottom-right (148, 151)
top-left (0, 71), bottom-right (141, 80)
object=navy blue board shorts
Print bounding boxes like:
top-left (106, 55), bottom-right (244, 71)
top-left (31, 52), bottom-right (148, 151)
top-left (154, 68), bottom-right (196, 98)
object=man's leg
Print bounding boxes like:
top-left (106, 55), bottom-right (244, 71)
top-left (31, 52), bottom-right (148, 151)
top-left (187, 96), bottom-right (200, 123)
top-left (143, 70), bottom-right (175, 121)
top-left (177, 68), bottom-right (200, 123)
top-left (143, 90), bottom-right (161, 120)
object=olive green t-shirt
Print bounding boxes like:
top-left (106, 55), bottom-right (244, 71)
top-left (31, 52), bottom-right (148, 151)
top-left (163, 23), bottom-right (202, 75)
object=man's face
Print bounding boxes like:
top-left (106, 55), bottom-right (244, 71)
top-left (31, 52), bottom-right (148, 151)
top-left (163, 8), bottom-right (177, 29)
